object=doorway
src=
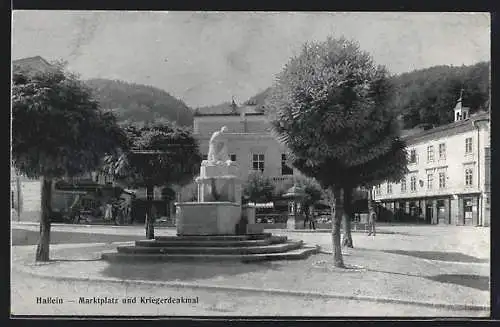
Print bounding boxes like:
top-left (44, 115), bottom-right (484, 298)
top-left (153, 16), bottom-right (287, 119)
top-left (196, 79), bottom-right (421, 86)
top-left (463, 198), bottom-right (474, 226)
top-left (425, 203), bottom-right (433, 224)
top-left (437, 200), bottom-right (447, 224)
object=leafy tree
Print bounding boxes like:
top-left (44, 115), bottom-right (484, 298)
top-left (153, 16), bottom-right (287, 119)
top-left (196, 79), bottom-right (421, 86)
top-left (102, 122), bottom-right (201, 239)
top-left (266, 37), bottom-right (408, 267)
top-left (243, 171), bottom-right (275, 204)
top-left (12, 65), bottom-right (126, 261)
top-left (293, 175), bottom-right (322, 213)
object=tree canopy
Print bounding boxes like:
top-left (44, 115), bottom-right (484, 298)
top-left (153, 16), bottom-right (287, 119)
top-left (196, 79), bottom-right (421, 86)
top-left (103, 122), bottom-right (202, 189)
top-left (12, 68), bottom-right (127, 179)
top-left (267, 37), bottom-right (408, 189)
top-left (293, 175), bottom-right (323, 209)
top-left (243, 171), bottom-right (275, 204)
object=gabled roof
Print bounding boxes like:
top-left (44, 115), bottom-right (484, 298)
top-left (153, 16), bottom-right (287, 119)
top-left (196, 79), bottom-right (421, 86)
top-left (401, 111), bottom-right (490, 143)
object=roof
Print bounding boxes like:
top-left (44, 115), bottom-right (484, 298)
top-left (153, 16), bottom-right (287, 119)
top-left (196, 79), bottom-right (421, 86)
top-left (401, 111), bottom-right (490, 143)
top-left (194, 103), bottom-right (265, 117)
top-left (13, 56), bottom-right (54, 74)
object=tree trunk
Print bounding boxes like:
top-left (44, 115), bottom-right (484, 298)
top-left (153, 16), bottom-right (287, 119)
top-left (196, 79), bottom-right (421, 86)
top-left (36, 177), bottom-right (52, 262)
top-left (145, 184), bottom-right (155, 239)
top-left (331, 186), bottom-right (345, 268)
top-left (342, 186), bottom-right (354, 248)
top-left (367, 187), bottom-right (373, 212)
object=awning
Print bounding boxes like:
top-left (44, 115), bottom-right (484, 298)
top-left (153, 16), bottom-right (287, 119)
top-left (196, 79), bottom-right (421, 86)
top-left (249, 202), bottom-right (274, 208)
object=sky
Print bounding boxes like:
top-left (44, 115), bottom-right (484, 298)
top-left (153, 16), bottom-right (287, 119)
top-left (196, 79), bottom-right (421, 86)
top-left (12, 11), bottom-right (490, 108)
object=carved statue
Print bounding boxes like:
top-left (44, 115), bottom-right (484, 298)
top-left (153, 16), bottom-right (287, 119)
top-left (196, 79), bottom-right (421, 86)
top-left (207, 126), bottom-right (230, 163)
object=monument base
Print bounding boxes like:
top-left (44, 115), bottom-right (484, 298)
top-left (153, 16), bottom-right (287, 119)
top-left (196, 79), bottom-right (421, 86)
top-left (175, 202), bottom-right (242, 236)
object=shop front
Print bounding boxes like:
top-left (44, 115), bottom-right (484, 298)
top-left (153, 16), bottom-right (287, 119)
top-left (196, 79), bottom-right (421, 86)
top-left (459, 194), bottom-right (480, 226)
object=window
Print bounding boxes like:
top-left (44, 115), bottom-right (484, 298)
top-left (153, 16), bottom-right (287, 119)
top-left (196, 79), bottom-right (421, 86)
top-left (230, 154), bottom-right (236, 162)
top-left (409, 149), bottom-right (417, 164)
top-left (439, 143), bottom-right (446, 160)
top-left (465, 168), bottom-right (473, 186)
top-left (281, 154), bottom-right (293, 175)
top-left (375, 185), bottom-right (381, 196)
top-left (410, 176), bottom-right (417, 192)
top-left (465, 137), bottom-right (473, 154)
top-left (400, 178), bottom-right (407, 193)
top-left (427, 173), bottom-right (433, 190)
top-left (439, 172), bottom-right (446, 189)
top-left (427, 146), bottom-right (434, 162)
top-left (252, 154), bottom-right (265, 172)
top-left (202, 154), bottom-right (208, 160)
top-left (387, 183), bottom-right (392, 194)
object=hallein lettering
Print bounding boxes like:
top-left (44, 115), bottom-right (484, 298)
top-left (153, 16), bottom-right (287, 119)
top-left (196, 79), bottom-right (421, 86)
top-left (36, 297), bottom-right (64, 304)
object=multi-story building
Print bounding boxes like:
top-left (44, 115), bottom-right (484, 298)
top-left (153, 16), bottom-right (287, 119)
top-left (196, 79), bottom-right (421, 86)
top-left (373, 97), bottom-right (490, 226)
top-left (180, 100), bottom-right (297, 201)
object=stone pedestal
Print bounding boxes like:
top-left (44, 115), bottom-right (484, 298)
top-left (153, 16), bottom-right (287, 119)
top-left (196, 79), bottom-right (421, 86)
top-left (175, 159), bottom-right (245, 236)
top-left (242, 204), bottom-right (263, 234)
top-left (175, 202), bottom-right (242, 235)
top-left (196, 160), bottom-right (242, 204)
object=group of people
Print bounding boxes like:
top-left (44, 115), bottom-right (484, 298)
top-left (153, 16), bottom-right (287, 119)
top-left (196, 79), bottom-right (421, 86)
top-left (103, 198), bottom-right (132, 225)
top-left (301, 206), bottom-right (378, 236)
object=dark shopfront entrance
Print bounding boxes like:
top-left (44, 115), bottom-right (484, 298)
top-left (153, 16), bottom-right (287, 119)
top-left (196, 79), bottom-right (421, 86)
top-left (425, 203), bottom-right (433, 224)
top-left (437, 200), bottom-right (448, 224)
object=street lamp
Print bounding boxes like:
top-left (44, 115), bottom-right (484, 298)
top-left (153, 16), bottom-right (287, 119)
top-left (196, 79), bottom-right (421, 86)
top-left (282, 184), bottom-right (306, 230)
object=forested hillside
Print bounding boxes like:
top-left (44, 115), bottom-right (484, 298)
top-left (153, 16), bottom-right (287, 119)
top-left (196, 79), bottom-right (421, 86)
top-left (248, 62), bottom-right (490, 129)
top-left (391, 61), bottom-right (490, 128)
top-left (85, 79), bottom-right (194, 127)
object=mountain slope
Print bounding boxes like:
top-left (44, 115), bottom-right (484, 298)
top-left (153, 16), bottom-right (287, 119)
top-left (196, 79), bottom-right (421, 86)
top-left (86, 79), bottom-right (194, 127)
top-left (391, 61), bottom-right (490, 128)
top-left (245, 62), bottom-right (490, 129)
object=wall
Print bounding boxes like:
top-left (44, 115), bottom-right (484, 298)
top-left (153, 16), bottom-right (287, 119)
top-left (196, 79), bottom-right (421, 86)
top-left (373, 116), bottom-right (490, 226)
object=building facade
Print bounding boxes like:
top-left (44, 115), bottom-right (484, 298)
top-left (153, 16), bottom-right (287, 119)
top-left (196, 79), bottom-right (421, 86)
top-left (180, 101), bottom-right (297, 201)
top-left (373, 99), bottom-right (490, 227)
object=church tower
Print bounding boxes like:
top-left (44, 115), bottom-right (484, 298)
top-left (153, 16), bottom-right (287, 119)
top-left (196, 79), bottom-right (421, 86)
top-left (454, 89), bottom-right (470, 122)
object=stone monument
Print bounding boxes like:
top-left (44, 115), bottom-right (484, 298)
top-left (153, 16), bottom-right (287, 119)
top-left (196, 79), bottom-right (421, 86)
top-left (175, 126), bottom-right (259, 235)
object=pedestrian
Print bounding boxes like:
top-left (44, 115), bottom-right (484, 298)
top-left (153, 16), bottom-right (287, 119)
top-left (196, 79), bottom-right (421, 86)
top-left (309, 206), bottom-right (316, 230)
top-left (303, 206), bottom-right (310, 230)
top-left (367, 207), bottom-right (377, 236)
top-left (104, 200), bottom-right (113, 223)
top-left (302, 205), bottom-right (315, 230)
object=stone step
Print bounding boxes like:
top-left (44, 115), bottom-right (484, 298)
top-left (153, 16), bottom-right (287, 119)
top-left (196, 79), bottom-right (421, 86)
top-left (135, 235), bottom-right (288, 248)
top-left (101, 245), bottom-right (320, 263)
top-left (117, 240), bottom-right (303, 255)
top-left (155, 233), bottom-right (272, 242)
